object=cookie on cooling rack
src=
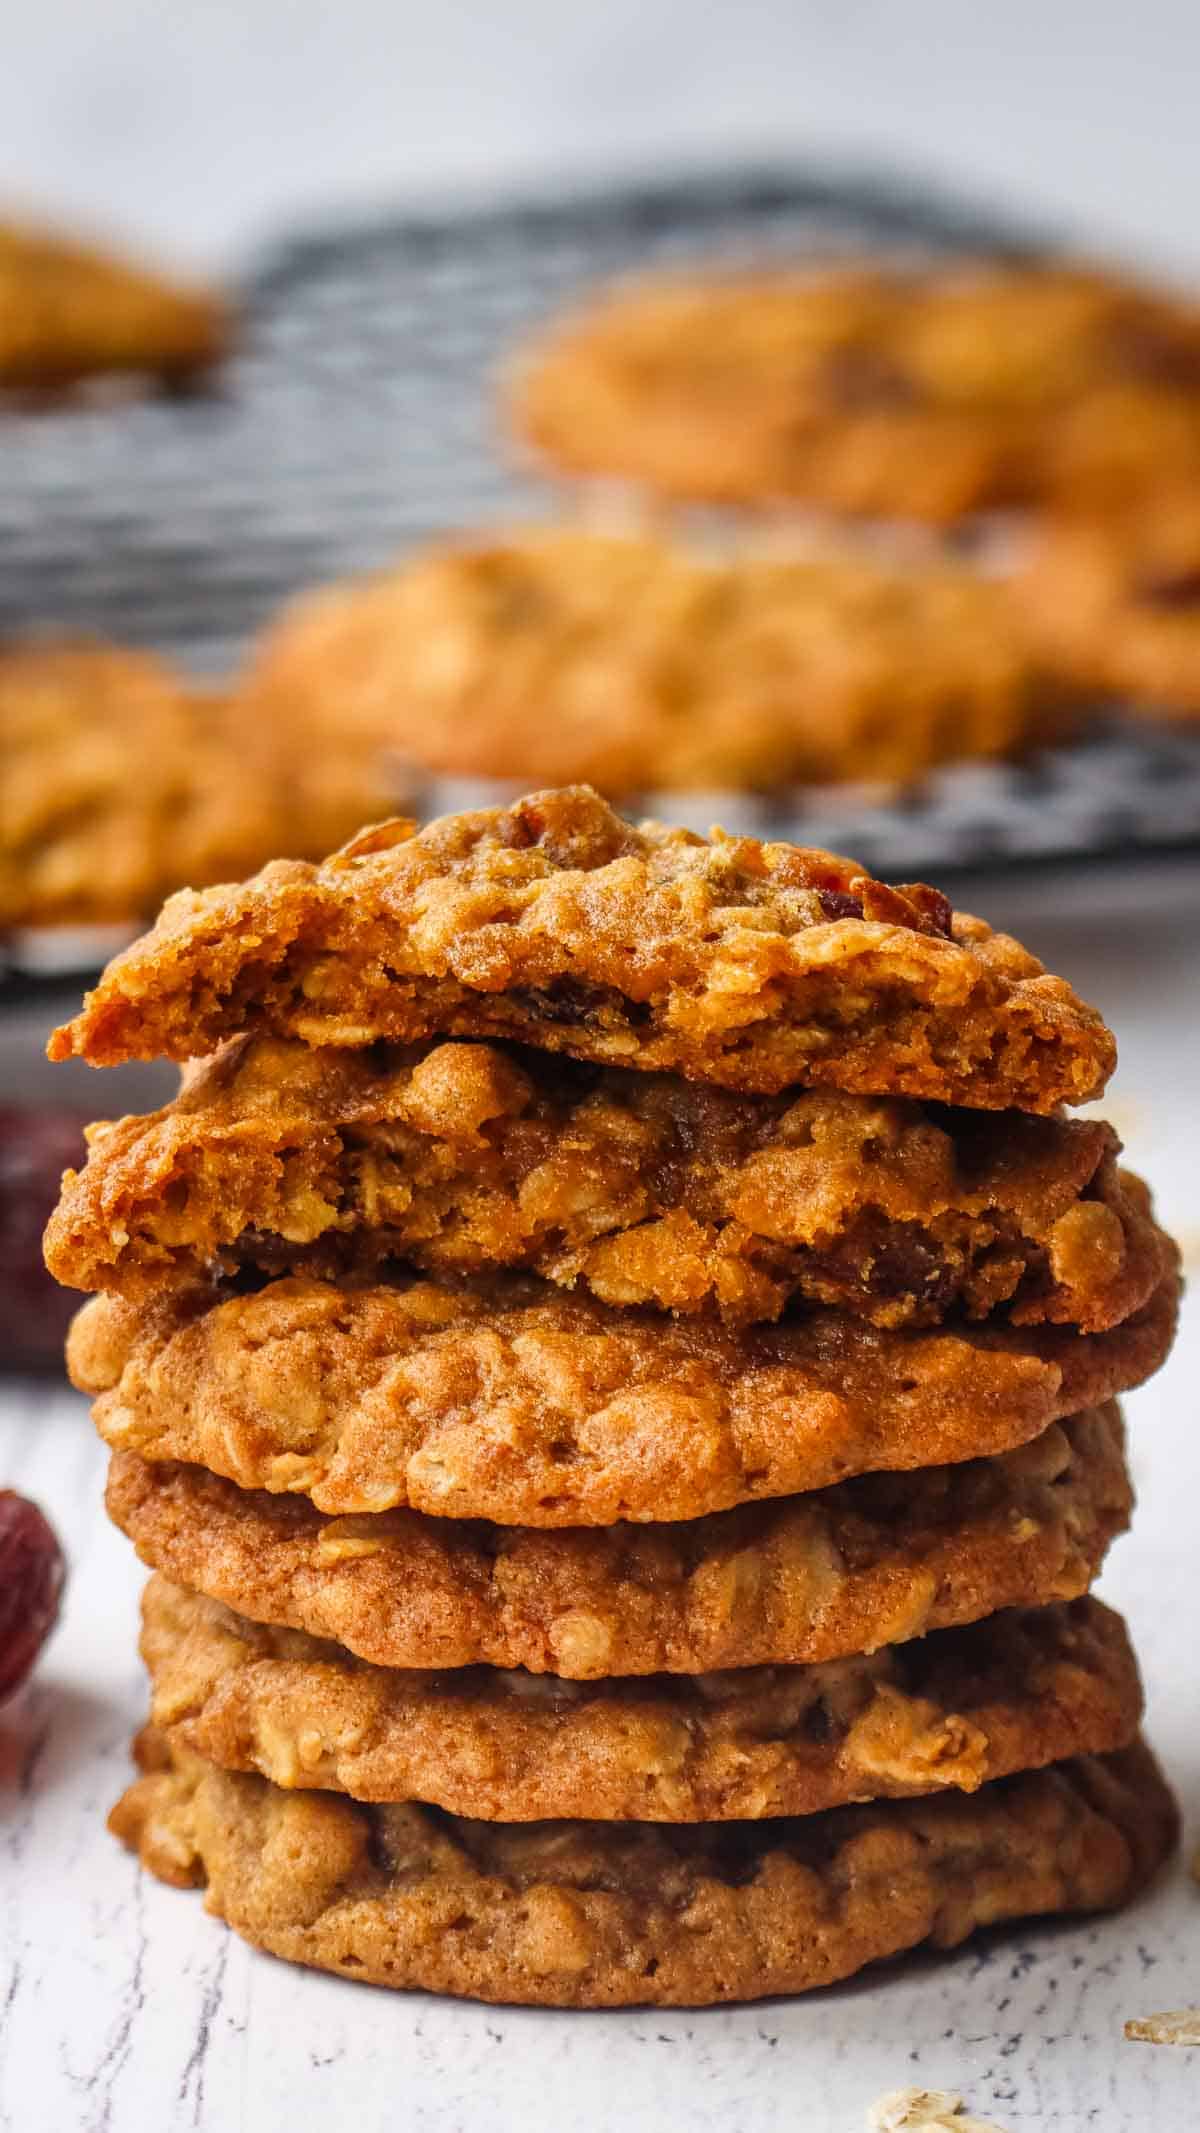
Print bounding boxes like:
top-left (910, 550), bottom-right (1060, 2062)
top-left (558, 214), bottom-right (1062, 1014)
top-left (1020, 488), bottom-right (1200, 721)
top-left (243, 528), bottom-right (1079, 790)
top-left (0, 639), bottom-right (394, 935)
top-left (0, 216), bottom-right (226, 394)
top-left (510, 262), bottom-right (1200, 521)
top-left (0, 642), bottom-right (283, 931)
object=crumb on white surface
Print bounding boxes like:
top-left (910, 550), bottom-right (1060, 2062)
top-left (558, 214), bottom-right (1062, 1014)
top-left (868, 2090), bottom-right (1013, 2132)
top-left (1124, 2009), bottom-right (1200, 2046)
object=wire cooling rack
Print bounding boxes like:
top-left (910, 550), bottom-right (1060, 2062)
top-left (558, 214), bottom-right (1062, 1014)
top-left (2, 163), bottom-right (1200, 880)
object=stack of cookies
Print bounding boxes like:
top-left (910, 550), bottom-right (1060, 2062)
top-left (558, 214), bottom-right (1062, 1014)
top-left (45, 787), bottom-right (1180, 2008)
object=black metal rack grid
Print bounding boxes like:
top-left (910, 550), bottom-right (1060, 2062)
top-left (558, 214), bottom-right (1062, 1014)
top-left (3, 164), bottom-right (1199, 881)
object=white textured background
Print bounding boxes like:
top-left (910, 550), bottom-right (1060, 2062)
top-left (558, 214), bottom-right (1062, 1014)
top-left (0, 0), bottom-right (1197, 276)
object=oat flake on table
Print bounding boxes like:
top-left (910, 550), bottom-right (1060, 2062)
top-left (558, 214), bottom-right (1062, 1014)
top-left (868, 2091), bottom-right (1013, 2133)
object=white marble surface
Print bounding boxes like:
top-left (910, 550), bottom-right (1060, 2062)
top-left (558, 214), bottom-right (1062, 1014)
top-left (1, 859), bottom-right (1199, 2133)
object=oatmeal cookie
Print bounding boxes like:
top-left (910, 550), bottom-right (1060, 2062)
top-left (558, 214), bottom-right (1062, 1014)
top-left (1042, 386), bottom-right (1200, 513)
top-left (0, 640), bottom-right (392, 931)
top-left (111, 1730), bottom-right (1176, 2006)
top-left (1020, 489), bottom-right (1200, 721)
top-left (0, 216), bottom-right (226, 392)
top-left (512, 262), bottom-right (1200, 521)
top-left (244, 529), bottom-right (1077, 792)
top-left (104, 1407), bottom-right (1132, 1676)
top-left (70, 1263), bottom-right (1176, 1526)
top-left (45, 1035), bottom-right (1159, 1335)
top-left (48, 786), bottom-right (1115, 1113)
top-left (141, 1580), bottom-right (1142, 1824)
top-left (0, 644), bottom-right (278, 930)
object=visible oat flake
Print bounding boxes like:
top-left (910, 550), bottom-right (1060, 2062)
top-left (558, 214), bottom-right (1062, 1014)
top-left (868, 2090), bottom-right (1013, 2132)
top-left (1124, 2008), bottom-right (1200, 2046)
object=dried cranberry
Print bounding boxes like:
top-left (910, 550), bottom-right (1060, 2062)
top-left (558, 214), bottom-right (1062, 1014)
top-left (0, 1490), bottom-right (66, 1705)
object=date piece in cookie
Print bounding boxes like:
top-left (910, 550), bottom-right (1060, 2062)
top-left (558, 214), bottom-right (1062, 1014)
top-left (69, 1259), bottom-right (1176, 1525)
top-left (48, 786), bottom-right (1115, 1113)
top-left (1021, 488), bottom-right (1200, 721)
top-left (513, 262), bottom-right (1200, 521)
top-left (244, 529), bottom-right (1078, 792)
top-left (141, 1580), bottom-right (1142, 1824)
top-left (111, 1730), bottom-right (1176, 2006)
top-left (104, 1405), bottom-right (1132, 1676)
top-left (0, 216), bottom-right (226, 392)
top-left (45, 1035), bottom-right (1162, 1336)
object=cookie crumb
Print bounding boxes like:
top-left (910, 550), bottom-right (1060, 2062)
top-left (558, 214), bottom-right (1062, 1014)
top-left (1124, 2008), bottom-right (1200, 2045)
top-left (869, 2092), bottom-right (1012, 2132)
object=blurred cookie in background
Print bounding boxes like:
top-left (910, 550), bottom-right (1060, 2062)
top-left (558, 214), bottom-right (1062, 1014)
top-left (0, 627), bottom-right (391, 1370)
top-left (1042, 387), bottom-right (1200, 515)
top-left (510, 262), bottom-right (1200, 523)
top-left (1019, 490), bottom-right (1200, 724)
top-left (1, 642), bottom-right (279, 932)
top-left (243, 526), bottom-right (1080, 793)
top-left (1, 638), bottom-right (392, 938)
top-left (0, 215), bottom-right (227, 397)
